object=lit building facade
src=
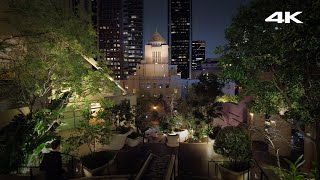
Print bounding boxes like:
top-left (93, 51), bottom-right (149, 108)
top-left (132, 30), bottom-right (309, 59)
top-left (123, 0), bottom-right (144, 77)
top-left (120, 32), bottom-right (198, 99)
top-left (168, 0), bottom-right (192, 79)
top-left (191, 40), bottom-right (205, 70)
top-left (97, 0), bottom-right (143, 80)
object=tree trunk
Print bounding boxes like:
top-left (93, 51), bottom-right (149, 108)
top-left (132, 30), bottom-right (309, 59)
top-left (316, 121), bottom-right (320, 164)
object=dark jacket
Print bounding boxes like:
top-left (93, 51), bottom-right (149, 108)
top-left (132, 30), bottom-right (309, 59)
top-left (40, 151), bottom-right (65, 180)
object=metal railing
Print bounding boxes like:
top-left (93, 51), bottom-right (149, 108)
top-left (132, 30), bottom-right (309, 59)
top-left (61, 152), bottom-right (80, 179)
top-left (165, 154), bottom-right (177, 180)
top-left (251, 159), bottom-right (269, 180)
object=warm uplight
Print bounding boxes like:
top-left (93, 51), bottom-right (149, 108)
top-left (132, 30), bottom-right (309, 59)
top-left (152, 106), bottom-right (158, 110)
top-left (250, 113), bottom-right (254, 121)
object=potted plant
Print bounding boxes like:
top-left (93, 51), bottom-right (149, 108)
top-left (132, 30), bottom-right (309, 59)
top-left (191, 127), bottom-right (206, 143)
top-left (213, 126), bottom-right (252, 180)
top-left (126, 132), bottom-right (143, 147)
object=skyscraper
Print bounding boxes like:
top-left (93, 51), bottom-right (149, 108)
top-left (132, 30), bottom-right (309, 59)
top-left (168, 0), bottom-right (192, 79)
top-left (123, 0), bottom-right (144, 77)
top-left (97, 0), bottom-right (143, 80)
top-left (191, 40), bottom-right (205, 70)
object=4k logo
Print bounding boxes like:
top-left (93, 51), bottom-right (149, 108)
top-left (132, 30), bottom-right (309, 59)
top-left (265, 12), bottom-right (303, 24)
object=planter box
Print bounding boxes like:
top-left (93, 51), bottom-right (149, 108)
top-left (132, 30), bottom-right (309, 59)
top-left (82, 157), bottom-right (115, 177)
top-left (97, 129), bottom-right (133, 151)
top-left (176, 129), bottom-right (189, 142)
top-left (208, 137), bottom-right (215, 144)
top-left (126, 136), bottom-right (143, 147)
top-left (166, 134), bottom-right (179, 147)
top-left (218, 164), bottom-right (249, 180)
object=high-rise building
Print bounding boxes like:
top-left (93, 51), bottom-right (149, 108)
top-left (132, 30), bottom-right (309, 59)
top-left (123, 0), bottom-right (144, 77)
top-left (168, 0), bottom-right (192, 79)
top-left (97, 0), bottom-right (143, 80)
top-left (191, 40), bottom-right (205, 70)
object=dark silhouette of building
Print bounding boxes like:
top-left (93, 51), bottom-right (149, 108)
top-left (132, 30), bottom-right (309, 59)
top-left (97, 0), bottom-right (143, 80)
top-left (123, 0), bottom-right (144, 77)
top-left (168, 0), bottom-right (192, 79)
top-left (191, 40), bottom-right (205, 70)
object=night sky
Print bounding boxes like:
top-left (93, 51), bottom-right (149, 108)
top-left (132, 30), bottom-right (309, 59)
top-left (144, 0), bottom-right (245, 58)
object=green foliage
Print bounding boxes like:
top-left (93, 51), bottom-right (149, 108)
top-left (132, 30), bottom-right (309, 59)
top-left (216, 0), bottom-right (320, 125)
top-left (214, 126), bottom-right (252, 171)
top-left (271, 155), bottom-right (320, 180)
top-left (216, 95), bottom-right (240, 103)
top-left (0, 109), bottom-right (60, 174)
top-left (270, 155), bottom-right (306, 180)
top-left (182, 73), bottom-right (223, 124)
top-left (0, 0), bottom-right (115, 111)
top-left (159, 116), bottom-right (175, 133)
top-left (193, 126), bottom-right (206, 141)
top-left (311, 162), bottom-right (320, 180)
top-left (67, 100), bottom-right (113, 154)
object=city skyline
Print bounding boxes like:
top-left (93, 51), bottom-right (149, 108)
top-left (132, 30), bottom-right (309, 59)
top-left (144, 0), bottom-right (245, 58)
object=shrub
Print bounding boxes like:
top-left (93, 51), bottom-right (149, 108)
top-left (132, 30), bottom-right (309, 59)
top-left (214, 126), bottom-right (252, 172)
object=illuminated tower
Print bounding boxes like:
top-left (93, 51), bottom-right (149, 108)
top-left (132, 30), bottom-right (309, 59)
top-left (97, 0), bottom-right (143, 80)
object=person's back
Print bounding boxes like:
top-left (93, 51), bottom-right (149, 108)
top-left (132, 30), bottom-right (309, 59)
top-left (40, 139), bottom-right (66, 180)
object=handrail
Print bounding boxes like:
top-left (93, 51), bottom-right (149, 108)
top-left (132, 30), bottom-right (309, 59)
top-left (251, 158), bottom-right (269, 180)
top-left (165, 154), bottom-right (176, 180)
top-left (134, 153), bottom-right (154, 180)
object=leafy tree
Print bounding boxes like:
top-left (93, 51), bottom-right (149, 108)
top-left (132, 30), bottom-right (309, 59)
top-left (0, 0), bottom-right (116, 174)
top-left (181, 73), bottom-right (223, 123)
top-left (216, 0), bottom-right (320, 162)
top-left (66, 99), bottom-right (113, 154)
top-left (0, 0), bottom-right (115, 113)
